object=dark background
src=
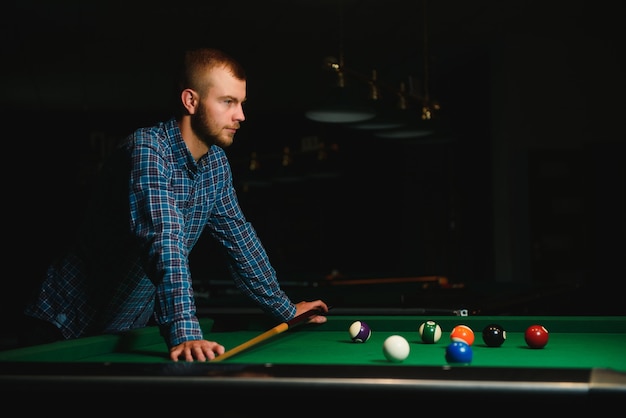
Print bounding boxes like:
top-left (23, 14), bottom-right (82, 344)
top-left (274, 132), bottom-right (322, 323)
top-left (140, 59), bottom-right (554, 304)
top-left (2, 0), bottom-right (625, 342)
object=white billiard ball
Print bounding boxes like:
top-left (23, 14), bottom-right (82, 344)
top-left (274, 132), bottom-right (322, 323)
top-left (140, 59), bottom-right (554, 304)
top-left (383, 335), bottom-right (410, 362)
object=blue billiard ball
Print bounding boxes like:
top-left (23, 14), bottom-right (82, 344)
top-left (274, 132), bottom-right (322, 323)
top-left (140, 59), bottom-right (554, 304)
top-left (445, 341), bottom-right (473, 364)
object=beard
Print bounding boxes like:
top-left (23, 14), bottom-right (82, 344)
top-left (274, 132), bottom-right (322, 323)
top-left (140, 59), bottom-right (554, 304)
top-left (190, 101), bottom-right (218, 148)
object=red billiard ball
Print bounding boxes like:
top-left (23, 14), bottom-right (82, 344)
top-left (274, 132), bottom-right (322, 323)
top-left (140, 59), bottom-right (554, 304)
top-left (450, 324), bottom-right (475, 345)
top-left (482, 323), bottom-right (506, 347)
top-left (525, 324), bottom-right (549, 349)
top-left (349, 321), bottom-right (372, 343)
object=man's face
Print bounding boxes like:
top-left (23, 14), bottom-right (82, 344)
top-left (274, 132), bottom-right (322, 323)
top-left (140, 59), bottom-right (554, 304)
top-left (191, 67), bottom-right (246, 149)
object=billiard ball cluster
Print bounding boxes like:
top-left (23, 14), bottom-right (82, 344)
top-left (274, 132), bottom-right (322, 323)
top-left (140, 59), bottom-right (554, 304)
top-left (445, 324), bottom-right (475, 363)
top-left (347, 320), bottom-right (549, 364)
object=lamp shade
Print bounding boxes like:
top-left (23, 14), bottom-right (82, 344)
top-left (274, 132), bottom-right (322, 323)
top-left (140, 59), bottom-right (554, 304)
top-left (305, 105), bottom-right (376, 123)
top-left (348, 105), bottom-right (410, 130)
top-left (305, 82), bottom-right (376, 123)
top-left (374, 125), bottom-right (435, 139)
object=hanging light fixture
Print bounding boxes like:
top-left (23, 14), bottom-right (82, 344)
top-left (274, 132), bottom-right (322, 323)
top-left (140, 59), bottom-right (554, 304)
top-left (306, 0), bottom-right (444, 135)
top-left (373, 0), bottom-right (442, 140)
top-left (304, 55), bottom-right (376, 123)
top-left (304, 0), bottom-right (376, 123)
top-left (348, 72), bottom-right (410, 130)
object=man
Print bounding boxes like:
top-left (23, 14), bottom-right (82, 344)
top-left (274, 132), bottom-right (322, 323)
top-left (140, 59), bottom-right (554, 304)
top-left (21, 47), bottom-right (328, 361)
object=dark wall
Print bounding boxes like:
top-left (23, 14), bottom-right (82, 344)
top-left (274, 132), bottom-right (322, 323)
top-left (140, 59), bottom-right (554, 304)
top-left (2, 1), bottom-right (625, 340)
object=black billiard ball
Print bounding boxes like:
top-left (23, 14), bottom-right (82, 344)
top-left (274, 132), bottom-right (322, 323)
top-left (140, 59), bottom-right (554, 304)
top-left (482, 323), bottom-right (506, 347)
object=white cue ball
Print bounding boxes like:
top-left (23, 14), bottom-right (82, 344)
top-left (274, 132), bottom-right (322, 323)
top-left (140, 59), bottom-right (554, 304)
top-left (382, 335), bottom-right (410, 362)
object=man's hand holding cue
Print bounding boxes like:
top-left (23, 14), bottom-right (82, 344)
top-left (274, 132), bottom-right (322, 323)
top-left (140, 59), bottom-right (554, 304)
top-left (210, 300), bottom-right (330, 362)
top-left (294, 300), bottom-right (330, 324)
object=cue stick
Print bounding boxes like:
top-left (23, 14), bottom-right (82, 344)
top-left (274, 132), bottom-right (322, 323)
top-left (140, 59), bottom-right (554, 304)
top-left (325, 275), bottom-right (447, 286)
top-left (210, 307), bottom-right (330, 362)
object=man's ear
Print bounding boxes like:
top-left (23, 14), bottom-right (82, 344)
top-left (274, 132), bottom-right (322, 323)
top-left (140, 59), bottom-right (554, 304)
top-left (181, 89), bottom-right (197, 114)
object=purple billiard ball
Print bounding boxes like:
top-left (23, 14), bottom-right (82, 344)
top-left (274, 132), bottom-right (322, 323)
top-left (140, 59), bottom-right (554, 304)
top-left (445, 341), bottom-right (473, 364)
top-left (349, 321), bottom-right (372, 343)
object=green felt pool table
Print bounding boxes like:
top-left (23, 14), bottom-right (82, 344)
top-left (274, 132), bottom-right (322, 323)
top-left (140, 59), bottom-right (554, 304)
top-left (1, 313), bottom-right (625, 410)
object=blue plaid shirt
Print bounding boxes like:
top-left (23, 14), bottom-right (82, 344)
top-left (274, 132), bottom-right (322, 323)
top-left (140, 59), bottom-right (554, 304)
top-left (25, 117), bottom-right (296, 347)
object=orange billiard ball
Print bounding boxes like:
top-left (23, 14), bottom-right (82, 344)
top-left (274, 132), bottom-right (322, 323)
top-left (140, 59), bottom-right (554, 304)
top-left (525, 324), bottom-right (549, 349)
top-left (450, 324), bottom-right (475, 346)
